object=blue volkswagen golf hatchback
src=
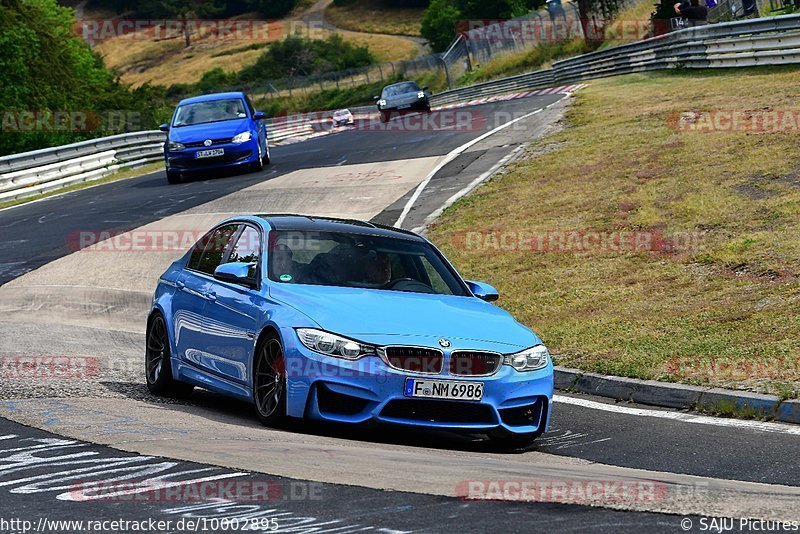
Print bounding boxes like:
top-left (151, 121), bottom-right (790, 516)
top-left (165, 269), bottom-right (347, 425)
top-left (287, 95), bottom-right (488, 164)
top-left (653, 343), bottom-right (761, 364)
top-left (146, 215), bottom-right (553, 448)
top-left (159, 92), bottom-right (269, 184)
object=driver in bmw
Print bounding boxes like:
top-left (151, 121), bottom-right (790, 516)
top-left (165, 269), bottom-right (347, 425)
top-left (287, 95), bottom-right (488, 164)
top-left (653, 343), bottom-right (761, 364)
top-left (364, 251), bottom-right (392, 286)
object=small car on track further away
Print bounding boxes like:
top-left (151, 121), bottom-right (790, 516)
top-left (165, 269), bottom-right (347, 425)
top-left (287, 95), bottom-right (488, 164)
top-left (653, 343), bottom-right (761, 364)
top-left (160, 91), bottom-right (269, 184)
top-left (375, 81), bottom-right (431, 123)
top-left (332, 109), bottom-right (354, 127)
top-left (145, 215), bottom-right (553, 448)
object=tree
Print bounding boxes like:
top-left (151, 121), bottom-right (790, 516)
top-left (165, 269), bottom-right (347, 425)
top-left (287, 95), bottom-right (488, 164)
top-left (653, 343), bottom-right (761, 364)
top-left (421, 0), bottom-right (462, 52)
top-left (0, 0), bottom-right (170, 155)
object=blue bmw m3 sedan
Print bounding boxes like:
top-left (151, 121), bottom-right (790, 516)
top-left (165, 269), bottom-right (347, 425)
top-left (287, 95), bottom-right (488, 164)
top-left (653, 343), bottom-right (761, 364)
top-left (159, 91), bottom-right (269, 184)
top-left (146, 215), bottom-right (553, 447)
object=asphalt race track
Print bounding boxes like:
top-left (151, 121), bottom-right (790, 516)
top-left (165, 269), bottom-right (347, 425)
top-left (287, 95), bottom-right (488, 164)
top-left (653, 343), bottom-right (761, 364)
top-left (1, 93), bottom-right (799, 533)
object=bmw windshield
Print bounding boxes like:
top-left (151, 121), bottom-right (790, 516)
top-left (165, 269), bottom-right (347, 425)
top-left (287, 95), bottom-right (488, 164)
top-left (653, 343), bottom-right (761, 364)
top-left (267, 230), bottom-right (468, 296)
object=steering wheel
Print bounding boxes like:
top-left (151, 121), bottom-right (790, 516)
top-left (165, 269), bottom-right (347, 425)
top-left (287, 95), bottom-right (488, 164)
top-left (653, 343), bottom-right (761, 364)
top-left (383, 278), bottom-right (435, 293)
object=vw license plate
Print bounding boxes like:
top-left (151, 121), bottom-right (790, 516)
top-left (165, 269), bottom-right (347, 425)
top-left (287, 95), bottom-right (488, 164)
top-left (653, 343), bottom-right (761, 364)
top-left (195, 148), bottom-right (224, 159)
top-left (404, 378), bottom-right (483, 401)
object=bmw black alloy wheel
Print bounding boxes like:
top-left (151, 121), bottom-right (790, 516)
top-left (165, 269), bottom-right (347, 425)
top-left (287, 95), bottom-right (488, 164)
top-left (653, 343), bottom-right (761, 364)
top-left (146, 315), bottom-right (169, 385)
top-left (254, 336), bottom-right (286, 425)
top-left (145, 314), bottom-right (193, 397)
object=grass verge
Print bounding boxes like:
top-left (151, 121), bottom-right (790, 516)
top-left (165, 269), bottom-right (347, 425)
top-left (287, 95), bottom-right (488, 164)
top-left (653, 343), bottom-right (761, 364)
top-left (459, 39), bottom-right (594, 85)
top-left (427, 66), bottom-right (800, 398)
top-left (0, 162), bottom-right (164, 211)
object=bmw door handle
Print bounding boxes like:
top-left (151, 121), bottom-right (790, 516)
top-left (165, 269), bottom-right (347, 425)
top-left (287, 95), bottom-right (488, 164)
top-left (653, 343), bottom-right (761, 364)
top-left (176, 280), bottom-right (185, 290)
top-left (205, 291), bottom-right (217, 302)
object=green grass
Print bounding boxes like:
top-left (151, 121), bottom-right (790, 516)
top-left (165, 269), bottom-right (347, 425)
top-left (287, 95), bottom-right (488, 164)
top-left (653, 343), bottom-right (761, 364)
top-left (426, 66), bottom-right (800, 398)
top-left (459, 40), bottom-right (594, 86)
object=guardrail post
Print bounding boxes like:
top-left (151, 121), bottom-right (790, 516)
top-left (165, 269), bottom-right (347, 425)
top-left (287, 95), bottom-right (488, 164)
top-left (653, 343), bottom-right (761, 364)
top-left (438, 55), bottom-right (453, 90)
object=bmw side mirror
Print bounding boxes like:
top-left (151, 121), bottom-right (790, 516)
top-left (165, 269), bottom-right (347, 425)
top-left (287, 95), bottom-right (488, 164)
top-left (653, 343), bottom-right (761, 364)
top-left (159, 123), bottom-right (169, 132)
top-left (466, 280), bottom-right (499, 302)
top-left (253, 111), bottom-right (266, 120)
top-left (422, 86), bottom-right (429, 91)
top-left (214, 262), bottom-right (258, 288)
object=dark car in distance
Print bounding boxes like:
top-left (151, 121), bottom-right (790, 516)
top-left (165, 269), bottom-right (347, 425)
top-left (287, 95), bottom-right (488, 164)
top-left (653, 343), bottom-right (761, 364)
top-left (375, 81), bottom-right (431, 123)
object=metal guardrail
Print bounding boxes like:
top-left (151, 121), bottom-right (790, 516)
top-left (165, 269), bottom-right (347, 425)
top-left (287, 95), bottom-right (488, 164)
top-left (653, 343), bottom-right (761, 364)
top-left (0, 132), bottom-right (165, 202)
top-left (550, 13), bottom-right (800, 82)
top-left (3, 14), bottom-right (800, 202)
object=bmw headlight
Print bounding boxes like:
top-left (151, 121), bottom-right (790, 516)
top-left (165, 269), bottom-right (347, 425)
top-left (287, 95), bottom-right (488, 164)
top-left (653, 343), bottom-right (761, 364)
top-left (296, 328), bottom-right (375, 360)
top-left (417, 91), bottom-right (425, 99)
top-left (377, 99), bottom-right (387, 107)
top-left (503, 345), bottom-right (549, 372)
top-left (167, 141), bottom-right (185, 151)
top-left (231, 131), bottom-right (252, 144)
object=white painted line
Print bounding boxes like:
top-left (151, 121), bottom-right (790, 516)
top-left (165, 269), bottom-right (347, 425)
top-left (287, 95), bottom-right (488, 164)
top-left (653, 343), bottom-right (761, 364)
top-left (394, 101), bottom-right (555, 228)
top-left (412, 144), bottom-right (526, 234)
top-left (554, 395), bottom-right (800, 436)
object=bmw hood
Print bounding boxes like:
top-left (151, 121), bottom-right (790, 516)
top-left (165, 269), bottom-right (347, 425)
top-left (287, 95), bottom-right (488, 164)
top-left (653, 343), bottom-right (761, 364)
top-left (169, 118), bottom-right (249, 143)
top-left (269, 284), bottom-right (540, 350)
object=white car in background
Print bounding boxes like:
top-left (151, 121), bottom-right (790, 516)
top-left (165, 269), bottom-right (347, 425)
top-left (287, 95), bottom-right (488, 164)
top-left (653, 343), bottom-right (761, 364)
top-left (332, 109), bottom-right (354, 127)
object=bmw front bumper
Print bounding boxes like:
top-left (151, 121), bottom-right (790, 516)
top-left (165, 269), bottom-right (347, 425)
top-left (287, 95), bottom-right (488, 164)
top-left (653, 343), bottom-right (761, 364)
top-left (283, 334), bottom-right (553, 436)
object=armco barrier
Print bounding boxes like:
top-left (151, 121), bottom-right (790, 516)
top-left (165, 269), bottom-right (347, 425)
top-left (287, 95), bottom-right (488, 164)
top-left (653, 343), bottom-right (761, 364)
top-left (3, 13), bottom-right (799, 201)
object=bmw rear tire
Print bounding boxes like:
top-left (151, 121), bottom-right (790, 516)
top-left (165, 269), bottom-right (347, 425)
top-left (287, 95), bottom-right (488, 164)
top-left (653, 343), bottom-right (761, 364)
top-left (145, 313), bottom-right (193, 397)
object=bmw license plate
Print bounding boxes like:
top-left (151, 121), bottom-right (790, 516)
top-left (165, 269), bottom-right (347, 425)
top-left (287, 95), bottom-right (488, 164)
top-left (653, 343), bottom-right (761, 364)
top-left (404, 378), bottom-right (483, 401)
top-left (195, 148), bottom-right (224, 159)
top-left (397, 104), bottom-right (411, 109)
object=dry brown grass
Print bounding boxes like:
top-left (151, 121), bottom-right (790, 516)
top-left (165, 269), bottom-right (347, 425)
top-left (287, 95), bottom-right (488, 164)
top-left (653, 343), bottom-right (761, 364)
top-left (426, 67), bottom-right (800, 398)
top-left (326, 0), bottom-right (424, 37)
top-left (95, 20), bottom-right (417, 87)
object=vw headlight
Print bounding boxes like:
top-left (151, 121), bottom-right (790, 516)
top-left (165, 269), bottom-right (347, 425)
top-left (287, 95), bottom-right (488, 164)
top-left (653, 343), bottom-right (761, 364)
top-left (296, 328), bottom-right (375, 360)
top-left (167, 141), bottom-right (185, 151)
top-left (417, 91), bottom-right (425, 99)
top-left (377, 99), bottom-right (387, 107)
top-left (231, 131), bottom-right (252, 144)
top-left (503, 345), bottom-right (549, 372)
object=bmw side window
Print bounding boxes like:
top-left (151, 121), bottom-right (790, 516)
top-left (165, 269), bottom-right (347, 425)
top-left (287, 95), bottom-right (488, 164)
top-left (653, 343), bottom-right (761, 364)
top-left (186, 230), bottom-right (214, 270)
top-left (227, 225), bottom-right (261, 279)
top-left (195, 224), bottom-right (238, 275)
